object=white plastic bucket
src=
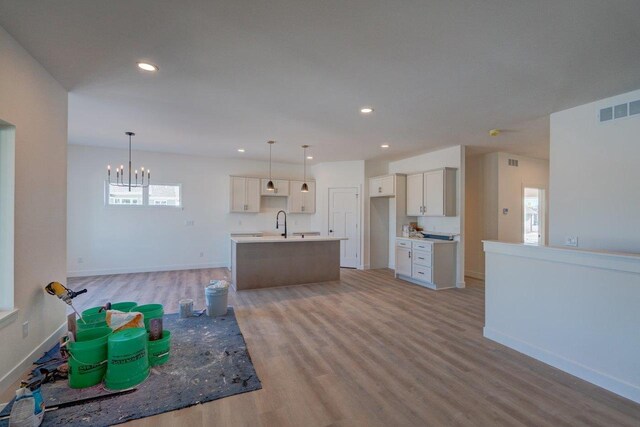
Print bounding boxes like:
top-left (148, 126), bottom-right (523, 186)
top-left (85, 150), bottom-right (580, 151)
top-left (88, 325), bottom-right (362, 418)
top-left (205, 280), bottom-right (229, 317)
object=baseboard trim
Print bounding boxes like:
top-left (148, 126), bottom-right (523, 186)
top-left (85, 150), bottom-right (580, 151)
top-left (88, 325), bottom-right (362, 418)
top-left (68, 262), bottom-right (229, 278)
top-left (484, 327), bottom-right (640, 404)
top-left (0, 321), bottom-right (67, 394)
top-left (465, 270), bottom-right (485, 280)
top-left (456, 281), bottom-right (466, 288)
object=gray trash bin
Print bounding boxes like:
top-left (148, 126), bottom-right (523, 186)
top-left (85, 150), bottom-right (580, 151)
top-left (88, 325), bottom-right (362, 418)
top-left (205, 280), bottom-right (229, 317)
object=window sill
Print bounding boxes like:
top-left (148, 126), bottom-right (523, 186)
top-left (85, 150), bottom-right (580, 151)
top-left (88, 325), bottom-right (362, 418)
top-left (0, 308), bottom-right (19, 331)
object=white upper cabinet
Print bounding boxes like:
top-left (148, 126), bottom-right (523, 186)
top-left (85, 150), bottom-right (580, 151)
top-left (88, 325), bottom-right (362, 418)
top-left (260, 179), bottom-right (290, 196)
top-left (406, 168), bottom-right (456, 217)
top-left (230, 176), bottom-right (261, 213)
top-left (369, 174), bottom-right (396, 197)
top-left (406, 173), bottom-right (424, 216)
top-left (288, 180), bottom-right (316, 213)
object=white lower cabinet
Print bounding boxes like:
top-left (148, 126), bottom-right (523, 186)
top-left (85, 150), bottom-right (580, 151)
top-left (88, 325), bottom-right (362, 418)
top-left (395, 246), bottom-right (412, 276)
top-left (394, 238), bottom-right (457, 290)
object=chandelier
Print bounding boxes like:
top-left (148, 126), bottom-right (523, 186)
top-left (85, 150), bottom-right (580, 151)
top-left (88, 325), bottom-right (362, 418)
top-left (106, 132), bottom-right (150, 191)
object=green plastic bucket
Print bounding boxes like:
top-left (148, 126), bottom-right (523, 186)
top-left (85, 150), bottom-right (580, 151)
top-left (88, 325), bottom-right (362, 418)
top-left (81, 306), bottom-right (106, 318)
top-left (131, 304), bottom-right (164, 331)
top-left (77, 312), bottom-right (108, 332)
top-left (68, 327), bottom-right (112, 389)
top-left (148, 330), bottom-right (171, 366)
top-left (112, 301), bottom-right (137, 312)
top-left (104, 328), bottom-right (150, 390)
top-left (82, 302), bottom-right (137, 317)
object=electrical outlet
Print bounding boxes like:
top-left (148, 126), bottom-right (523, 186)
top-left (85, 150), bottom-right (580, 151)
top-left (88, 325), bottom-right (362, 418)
top-left (77, 257), bottom-right (83, 264)
top-left (502, 208), bottom-right (509, 215)
top-left (565, 236), bottom-right (578, 247)
top-left (199, 252), bottom-right (204, 258)
top-left (22, 321), bottom-right (29, 338)
top-left (185, 220), bottom-right (195, 226)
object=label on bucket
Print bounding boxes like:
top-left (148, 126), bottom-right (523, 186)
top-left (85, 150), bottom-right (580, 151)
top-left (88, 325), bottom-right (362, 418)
top-left (111, 349), bottom-right (147, 365)
top-left (77, 363), bottom-right (105, 374)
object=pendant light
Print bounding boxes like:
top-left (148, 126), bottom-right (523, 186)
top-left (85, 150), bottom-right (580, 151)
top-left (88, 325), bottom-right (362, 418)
top-left (301, 145), bottom-right (309, 192)
top-left (266, 140), bottom-right (275, 191)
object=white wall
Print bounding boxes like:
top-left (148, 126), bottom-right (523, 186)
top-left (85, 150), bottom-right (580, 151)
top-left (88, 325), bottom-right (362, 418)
top-left (67, 145), bottom-right (316, 276)
top-left (0, 25), bottom-right (68, 389)
top-left (312, 160), bottom-right (366, 268)
top-left (465, 151), bottom-right (548, 279)
top-left (496, 152), bottom-right (549, 244)
top-left (550, 88), bottom-right (640, 253)
top-left (389, 145), bottom-right (465, 285)
top-left (464, 154), bottom-right (485, 279)
top-left (484, 241), bottom-right (640, 404)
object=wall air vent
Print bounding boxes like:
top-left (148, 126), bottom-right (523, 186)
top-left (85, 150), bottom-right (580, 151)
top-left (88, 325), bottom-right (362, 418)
top-left (599, 99), bottom-right (640, 123)
top-left (508, 158), bottom-right (519, 167)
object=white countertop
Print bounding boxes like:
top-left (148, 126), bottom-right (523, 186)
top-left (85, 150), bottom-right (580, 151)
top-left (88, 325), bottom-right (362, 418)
top-left (232, 235), bottom-right (347, 243)
top-left (396, 236), bottom-right (457, 244)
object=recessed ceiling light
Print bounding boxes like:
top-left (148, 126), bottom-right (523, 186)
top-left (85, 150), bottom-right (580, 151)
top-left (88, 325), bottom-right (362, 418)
top-left (237, 148), bottom-right (245, 153)
top-left (381, 144), bottom-right (390, 148)
top-left (360, 107), bottom-right (374, 114)
top-left (306, 156), bottom-right (313, 160)
top-left (137, 62), bottom-right (159, 72)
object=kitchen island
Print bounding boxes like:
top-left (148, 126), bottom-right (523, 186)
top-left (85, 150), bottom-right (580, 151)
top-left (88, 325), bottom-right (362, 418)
top-left (230, 236), bottom-right (346, 290)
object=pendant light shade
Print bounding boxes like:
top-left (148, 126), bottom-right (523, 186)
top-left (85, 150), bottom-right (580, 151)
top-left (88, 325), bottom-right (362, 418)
top-left (267, 140), bottom-right (275, 191)
top-left (301, 145), bottom-right (309, 192)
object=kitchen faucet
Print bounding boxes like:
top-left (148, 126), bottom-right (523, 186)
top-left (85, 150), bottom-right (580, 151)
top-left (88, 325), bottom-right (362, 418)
top-left (276, 210), bottom-right (287, 238)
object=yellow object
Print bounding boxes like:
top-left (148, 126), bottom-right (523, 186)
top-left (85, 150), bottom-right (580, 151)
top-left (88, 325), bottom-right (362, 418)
top-left (489, 129), bottom-right (501, 137)
top-left (45, 281), bottom-right (68, 299)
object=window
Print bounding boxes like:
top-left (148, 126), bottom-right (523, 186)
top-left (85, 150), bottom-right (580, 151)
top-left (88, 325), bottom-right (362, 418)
top-left (108, 184), bottom-right (143, 205)
top-left (0, 122), bottom-right (16, 320)
top-left (105, 182), bottom-right (181, 207)
top-left (149, 184), bottom-right (181, 207)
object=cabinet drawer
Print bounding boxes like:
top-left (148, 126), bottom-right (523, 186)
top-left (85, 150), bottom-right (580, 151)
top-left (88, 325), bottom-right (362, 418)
top-left (396, 240), bottom-right (411, 248)
top-left (412, 265), bottom-right (432, 282)
top-left (412, 250), bottom-right (432, 267)
top-left (412, 241), bottom-right (433, 251)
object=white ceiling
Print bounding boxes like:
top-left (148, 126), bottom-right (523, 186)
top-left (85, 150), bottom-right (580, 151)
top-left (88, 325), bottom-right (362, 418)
top-left (1, 0), bottom-right (639, 163)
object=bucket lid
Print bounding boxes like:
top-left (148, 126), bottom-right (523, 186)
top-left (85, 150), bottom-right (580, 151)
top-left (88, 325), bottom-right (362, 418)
top-left (206, 280), bottom-right (229, 291)
top-left (109, 327), bottom-right (147, 343)
top-left (132, 304), bottom-right (163, 313)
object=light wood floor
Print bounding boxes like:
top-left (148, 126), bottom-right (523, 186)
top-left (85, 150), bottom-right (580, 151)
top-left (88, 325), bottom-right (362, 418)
top-left (50, 269), bottom-right (640, 425)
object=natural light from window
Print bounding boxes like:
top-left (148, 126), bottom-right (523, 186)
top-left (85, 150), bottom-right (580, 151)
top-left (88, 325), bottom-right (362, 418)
top-left (106, 183), bottom-right (181, 207)
top-left (0, 122), bottom-right (16, 313)
top-left (149, 184), bottom-right (181, 206)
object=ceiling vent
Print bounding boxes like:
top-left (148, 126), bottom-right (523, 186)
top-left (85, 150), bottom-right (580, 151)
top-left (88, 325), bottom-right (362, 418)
top-left (599, 99), bottom-right (640, 123)
top-left (508, 158), bottom-right (519, 167)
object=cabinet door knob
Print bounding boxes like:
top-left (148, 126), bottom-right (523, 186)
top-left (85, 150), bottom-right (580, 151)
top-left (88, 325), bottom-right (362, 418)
top-left (408, 251), bottom-right (411, 258)
top-left (378, 187), bottom-right (382, 193)
top-left (329, 229), bottom-right (333, 233)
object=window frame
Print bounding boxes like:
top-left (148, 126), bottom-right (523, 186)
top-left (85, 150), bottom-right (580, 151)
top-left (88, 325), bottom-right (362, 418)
top-left (104, 181), bottom-right (183, 208)
top-left (0, 121), bottom-right (16, 326)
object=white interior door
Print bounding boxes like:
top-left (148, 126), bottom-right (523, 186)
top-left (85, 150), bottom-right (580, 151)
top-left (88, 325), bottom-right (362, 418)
top-left (329, 187), bottom-right (360, 268)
